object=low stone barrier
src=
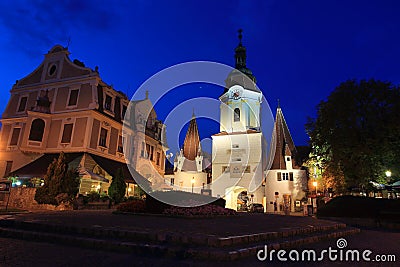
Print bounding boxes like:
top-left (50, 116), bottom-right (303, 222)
top-left (0, 187), bottom-right (71, 211)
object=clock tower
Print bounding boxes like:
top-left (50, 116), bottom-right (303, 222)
top-left (219, 29), bottom-right (262, 133)
top-left (211, 30), bottom-right (267, 211)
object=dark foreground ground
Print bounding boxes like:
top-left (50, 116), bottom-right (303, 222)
top-left (0, 210), bottom-right (398, 267)
top-left (4, 210), bottom-right (340, 236)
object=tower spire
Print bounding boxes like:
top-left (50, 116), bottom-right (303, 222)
top-left (183, 113), bottom-right (200, 161)
top-left (235, 29), bottom-right (246, 69)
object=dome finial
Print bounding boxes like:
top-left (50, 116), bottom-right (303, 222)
top-left (238, 29), bottom-right (243, 45)
top-left (277, 99), bottom-right (281, 109)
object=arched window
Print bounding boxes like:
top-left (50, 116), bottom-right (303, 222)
top-left (234, 108), bottom-right (240, 122)
top-left (29, 118), bottom-right (45, 141)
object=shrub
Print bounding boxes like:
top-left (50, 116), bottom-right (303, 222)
top-left (35, 152), bottom-right (79, 205)
top-left (108, 168), bottom-right (126, 204)
top-left (117, 199), bottom-right (146, 213)
top-left (163, 204), bottom-right (236, 217)
top-left (145, 191), bottom-right (226, 214)
top-left (317, 195), bottom-right (400, 218)
top-left (87, 191), bottom-right (101, 202)
top-left (100, 194), bottom-right (110, 202)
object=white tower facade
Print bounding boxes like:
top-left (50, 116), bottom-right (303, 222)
top-left (211, 30), bottom-right (267, 211)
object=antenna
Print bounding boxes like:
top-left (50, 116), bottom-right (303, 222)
top-left (66, 37), bottom-right (71, 49)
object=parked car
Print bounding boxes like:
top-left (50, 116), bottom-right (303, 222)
top-left (248, 203), bottom-right (264, 213)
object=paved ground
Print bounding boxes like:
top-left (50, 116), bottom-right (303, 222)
top-left (0, 210), bottom-right (398, 266)
top-left (0, 228), bottom-right (398, 267)
top-left (6, 210), bottom-right (341, 236)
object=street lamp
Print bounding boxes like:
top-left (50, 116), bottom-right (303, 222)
top-left (385, 170), bottom-right (392, 178)
top-left (191, 177), bottom-right (195, 193)
top-left (312, 181), bottom-right (318, 195)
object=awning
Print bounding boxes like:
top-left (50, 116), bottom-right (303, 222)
top-left (10, 152), bottom-right (150, 188)
top-left (390, 181), bottom-right (400, 189)
top-left (10, 153), bottom-right (83, 178)
top-left (89, 154), bottom-right (150, 186)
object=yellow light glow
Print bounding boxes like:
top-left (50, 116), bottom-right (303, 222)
top-left (312, 181), bottom-right (317, 187)
top-left (385, 171), bottom-right (392, 177)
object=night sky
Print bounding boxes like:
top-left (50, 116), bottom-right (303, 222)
top-left (0, 0), bottom-right (399, 155)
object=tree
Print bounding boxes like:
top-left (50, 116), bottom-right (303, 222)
top-left (108, 168), bottom-right (127, 204)
top-left (35, 152), bottom-right (80, 205)
top-left (306, 79), bottom-right (400, 193)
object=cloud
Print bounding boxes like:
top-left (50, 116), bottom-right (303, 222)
top-left (0, 0), bottom-right (122, 56)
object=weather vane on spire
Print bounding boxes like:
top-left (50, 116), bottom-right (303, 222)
top-left (238, 29), bottom-right (243, 45)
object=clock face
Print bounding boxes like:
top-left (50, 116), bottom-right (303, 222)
top-left (231, 88), bottom-right (242, 100)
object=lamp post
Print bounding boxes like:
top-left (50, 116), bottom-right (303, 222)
top-left (191, 177), bottom-right (195, 193)
top-left (312, 181), bottom-right (318, 196)
top-left (385, 170), bottom-right (392, 178)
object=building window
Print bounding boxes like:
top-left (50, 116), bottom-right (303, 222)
top-left (117, 135), bottom-right (123, 153)
top-left (9, 128), bottom-right (21, 146)
top-left (29, 118), bottom-right (45, 142)
top-left (150, 146), bottom-right (154, 161)
top-left (99, 128), bottom-right (108, 147)
top-left (234, 108), bottom-right (240, 122)
top-left (104, 95), bottom-right (112, 111)
top-left (277, 172), bottom-right (281, 181)
top-left (48, 64), bottom-right (57, 76)
top-left (282, 173), bottom-right (289, 181)
top-left (61, 123), bottom-right (73, 143)
top-left (170, 178), bottom-right (174, 186)
top-left (68, 89), bottom-right (79, 106)
top-left (156, 152), bottom-right (161, 166)
top-left (286, 156), bottom-right (291, 161)
top-left (222, 166), bottom-right (230, 173)
top-left (146, 117), bottom-right (153, 128)
top-left (17, 96), bottom-right (28, 112)
top-left (4, 161), bottom-right (13, 177)
top-left (289, 172), bottom-right (294, 181)
top-left (145, 144), bottom-right (154, 160)
top-left (232, 144), bottom-right (239, 148)
top-left (122, 105), bottom-right (127, 119)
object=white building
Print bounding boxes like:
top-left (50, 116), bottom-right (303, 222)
top-left (211, 30), bottom-right (307, 212)
top-left (265, 105), bottom-right (307, 212)
top-left (211, 30), bottom-right (267, 210)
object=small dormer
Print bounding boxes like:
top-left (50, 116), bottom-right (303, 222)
top-left (284, 144), bottom-right (293, 170)
top-left (285, 156), bottom-right (293, 170)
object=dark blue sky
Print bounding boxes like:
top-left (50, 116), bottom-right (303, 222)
top-left (1, 0), bottom-right (399, 151)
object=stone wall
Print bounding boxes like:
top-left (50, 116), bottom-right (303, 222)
top-left (0, 187), bottom-right (71, 211)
